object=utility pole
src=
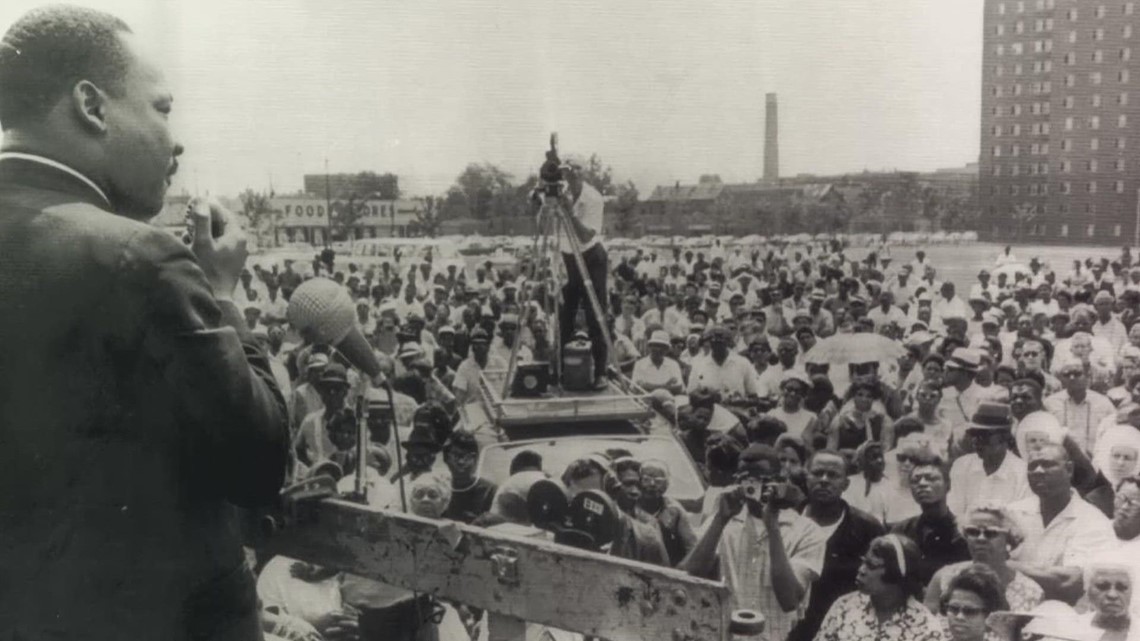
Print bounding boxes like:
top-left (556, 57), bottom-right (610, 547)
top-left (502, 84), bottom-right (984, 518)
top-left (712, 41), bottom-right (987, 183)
top-left (324, 158), bottom-right (332, 248)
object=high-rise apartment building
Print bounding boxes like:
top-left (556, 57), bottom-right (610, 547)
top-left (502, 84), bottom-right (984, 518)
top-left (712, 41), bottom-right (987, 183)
top-left (980, 0), bottom-right (1140, 243)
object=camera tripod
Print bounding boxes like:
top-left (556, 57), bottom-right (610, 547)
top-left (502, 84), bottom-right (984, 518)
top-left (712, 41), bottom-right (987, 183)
top-left (501, 171), bottom-right (617, 400)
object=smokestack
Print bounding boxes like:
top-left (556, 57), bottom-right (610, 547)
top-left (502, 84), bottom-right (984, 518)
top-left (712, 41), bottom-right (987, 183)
top-left (764, 93), bottom-right (779, 181)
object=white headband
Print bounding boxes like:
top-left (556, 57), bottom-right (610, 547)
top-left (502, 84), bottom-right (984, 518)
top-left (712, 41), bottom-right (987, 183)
top-left (886, 535), bottom-right (907, 578)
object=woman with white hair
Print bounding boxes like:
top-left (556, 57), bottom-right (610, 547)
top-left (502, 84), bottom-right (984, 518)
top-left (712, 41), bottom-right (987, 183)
top-left (925, 504), bottom-right (1043, 614)
top-left (1092, 407), bottom-right (1140, 488)
top-left (1080, 560), bottom-right (1133, 641)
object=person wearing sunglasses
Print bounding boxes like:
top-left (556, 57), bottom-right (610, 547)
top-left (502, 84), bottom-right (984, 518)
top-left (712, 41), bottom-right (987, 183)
top-left (1111, 477), bottom-right (1140, 555)
top-left (1016, 339), bottom-right (1063, 396)
top-left (939, 564), bottom-right (1009, 641)
top-left (925, 505), bottom-right (1042, 615)
top-left (948, 403), bottom-right (1030, 519)
top-left (816, 535), bottom-right (944, 641)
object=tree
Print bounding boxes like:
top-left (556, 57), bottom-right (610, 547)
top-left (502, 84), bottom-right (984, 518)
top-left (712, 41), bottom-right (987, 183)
top-left (238, 189), bottom-right (273, 248)
top-left (452, 163), bottom-right (516, 219)
top-left (1012, 202), bottom-right (1037, 238)
top-left (330, 192), bottom-right (369, 242)
top-left (577, 154), bottom-right (615, 196)
top-left (611, 180), bottom-right (640, 234)
top-left (336, 171), bottom-right (399, 200)
top-left (410, 196), bottom-right (443, 237)
top-left (698, 174), bottom-right (723, 184)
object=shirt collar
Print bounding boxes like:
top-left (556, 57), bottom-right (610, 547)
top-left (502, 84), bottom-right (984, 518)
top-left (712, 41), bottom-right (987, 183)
top-left (0, 152), bottom-right (111, 207)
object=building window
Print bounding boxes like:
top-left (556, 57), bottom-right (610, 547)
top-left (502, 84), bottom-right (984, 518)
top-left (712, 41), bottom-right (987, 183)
top-left (999, 2), bottom-right (1006, 14)
top-left (1063, 139), bottom-right (1072, 150)
top-left (1097, 5), bottom-right (1107, 18)
top-left (1012, 144), bottom-right (1020, 156)
top-left (1066, 116), bottom-right (1075, 130)
top-left (1088, 224), bottom-right (1097, 237)
top-left (1016, 20), bottom-right (1024, 34)
top-left (1045, 60), bottom-right (1053, 73)
top-left (1066, 52), bottom-right (1076, 65)
top-left (1066, 74), bottom-right (1075, 87)
top-left (1121, 92), bottom-right (1130, 106)
top-left (1128, 2), bottom-right (1136, 15)
top-left (1014, 83), bottom-right (1023, 95)
top-left (1127, 24), bottom-right (1134, 38)
top-left (1089, 181), bottom-right (1098, 193)
top-left (1015, 63), bottom-right (1024, 75)
top-left (1096, 28), bottom-right (1106, 40)
top-left (1060, 224), bottom-right (1069, 237)
top-left (1094, 50), bottom-right (1105, 63)
top-left (1122, 70), bottom-right (1131, 83)
top-left (1091, 115), bottom-right (1102, 128)
top-left (1012, 185), bottom-right (1020, 195)
top-left (1012, 164), bottom-right (1021, 176)
top-left (1063, 159), bottom-right (1072, 172)
top-left (1065, 95), bottom-right (1075, 108)
top-left (1119, 137), bottom-right (1129, 149)
top-left (1069, 7), bottom-right (1079, 20)
top-left (1117, 180), bottom-right (1127, 193)
top-left (997, 44), bottom-right (1005, 56)
top-left (1119, 159), bottom-right (1127, 171)
top-left (1092, 138), bottom-right (1101, 150)
top-left (1013, 42), bottom-right (1024, 55)
top-left (1063, 182), bottom-right (1072, 193)
top-left (1116, 224), bottom-right (1124, 237)
top-left (1042, 143), bottom-right (1049, 154)
top-left (1122, 114), bottom-right (1129, 128)
top-left (1124, 47), bottom-right (1133, 61)
top-left (1089, 159), bottom-right (1099, 172)
top-left (1013, 123), bottom-right (1021, 135)
top-left (993, 165), bottom-right (1002, 176)
top-left (1093, 94), bottom-right (1103, 107)
top-left (997, 24), bottom-right (1006, 36)
top-left (1091, 71), bottom-right (1103, 85)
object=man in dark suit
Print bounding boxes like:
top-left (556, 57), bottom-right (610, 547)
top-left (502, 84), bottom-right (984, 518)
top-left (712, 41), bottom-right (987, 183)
top-left (0, 6), bottom-right (288, 640)
top-left (789, 449), bottom-right (885, 641)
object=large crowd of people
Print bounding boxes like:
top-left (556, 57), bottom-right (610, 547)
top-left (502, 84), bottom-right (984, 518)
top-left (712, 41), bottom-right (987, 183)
top-left (232, 238), bottom-right (1140, 641)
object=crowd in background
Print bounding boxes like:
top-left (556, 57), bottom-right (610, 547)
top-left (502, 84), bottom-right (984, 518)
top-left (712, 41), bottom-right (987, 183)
top-left (238, 239), bottom-right (1140, 641)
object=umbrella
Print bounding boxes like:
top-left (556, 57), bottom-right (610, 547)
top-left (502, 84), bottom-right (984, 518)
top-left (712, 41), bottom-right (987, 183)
top-left (803, 333), bottom-right (907, 366)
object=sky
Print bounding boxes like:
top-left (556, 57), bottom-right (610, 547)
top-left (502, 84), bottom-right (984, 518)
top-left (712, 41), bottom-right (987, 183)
top-left (0, 0), bottom-right (986, 198)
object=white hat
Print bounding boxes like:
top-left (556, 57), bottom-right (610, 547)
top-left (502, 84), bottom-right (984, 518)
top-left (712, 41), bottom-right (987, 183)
top-left (647, 330), bottom-right (671, 348)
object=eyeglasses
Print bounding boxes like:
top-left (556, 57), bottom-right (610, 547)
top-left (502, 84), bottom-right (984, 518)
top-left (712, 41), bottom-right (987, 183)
top-left (1060, 370), bottom-right (1086, 379)
top-left (962, 526), bottom-right (1009, 540)
top-left (944, 605), bottom-right (986, 618)
top-left (1020, 351), bottom-right (1041, 358)
top-left (896, 454), bottom-right (916, 464)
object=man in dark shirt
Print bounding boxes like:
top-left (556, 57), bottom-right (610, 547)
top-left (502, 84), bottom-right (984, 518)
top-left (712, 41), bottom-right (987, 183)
top-left (789, 449), bottom-right (884, 641)
top-left (890, 451), bottom-right (970, 588)
top-left (440, 431), bottom-right (497, 523)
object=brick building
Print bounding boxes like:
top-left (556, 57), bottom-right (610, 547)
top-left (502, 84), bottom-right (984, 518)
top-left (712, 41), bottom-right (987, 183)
top-left (980, 0), bottom-right (1140, 243)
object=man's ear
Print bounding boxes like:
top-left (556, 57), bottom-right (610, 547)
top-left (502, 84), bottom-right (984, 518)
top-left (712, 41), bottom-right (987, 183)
top-left (72, 80), bottom-right (109, 133)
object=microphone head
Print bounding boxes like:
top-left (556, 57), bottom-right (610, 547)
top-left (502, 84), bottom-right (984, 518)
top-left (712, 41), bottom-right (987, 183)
top-left (287, 278), bottom-right (380, 377)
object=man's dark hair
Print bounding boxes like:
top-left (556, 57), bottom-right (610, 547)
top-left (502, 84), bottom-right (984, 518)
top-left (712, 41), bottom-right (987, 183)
top-left (806, 447), bottom-right (847, 472)
top-left (444, 430), bottom-right (478, 454)
top-left (909, 451), bottom-right (949, 484)
top-left (0, 5), bottom-right (134, 129)
top-left (941, 563), bottom-right (1009, 614)
top-left (509, 450), bottom-right (542, 475)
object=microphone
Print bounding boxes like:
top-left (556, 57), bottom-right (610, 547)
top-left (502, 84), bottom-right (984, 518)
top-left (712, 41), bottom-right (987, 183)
top-left (287, 278), bottom-right (381, 377)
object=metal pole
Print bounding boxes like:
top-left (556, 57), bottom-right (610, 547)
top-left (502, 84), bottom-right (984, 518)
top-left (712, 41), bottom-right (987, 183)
top-left (324, 158), bottom-right (332, 248)
top-left (1134, 188), bottom-right (1139, 249)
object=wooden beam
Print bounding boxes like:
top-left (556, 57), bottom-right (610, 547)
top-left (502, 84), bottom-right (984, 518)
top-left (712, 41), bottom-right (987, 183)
top-left (258, 499), bottom-right (732, 641)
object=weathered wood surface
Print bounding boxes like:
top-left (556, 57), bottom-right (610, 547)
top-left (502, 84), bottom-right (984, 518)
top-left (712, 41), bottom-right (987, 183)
top-left (260, 499), bottom-right (732, 641)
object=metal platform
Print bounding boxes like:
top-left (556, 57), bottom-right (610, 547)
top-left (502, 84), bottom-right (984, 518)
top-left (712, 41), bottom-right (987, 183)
top-left (477, 369), bottom-right (654, 428)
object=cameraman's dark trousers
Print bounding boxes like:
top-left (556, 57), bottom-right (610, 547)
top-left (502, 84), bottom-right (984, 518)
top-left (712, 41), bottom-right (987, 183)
top-left (561, 243), bottom-right (609, 381)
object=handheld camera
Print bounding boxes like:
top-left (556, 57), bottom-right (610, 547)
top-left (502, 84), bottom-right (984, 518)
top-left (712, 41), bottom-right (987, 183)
top-left (739, 477), bottom-right (777, 504)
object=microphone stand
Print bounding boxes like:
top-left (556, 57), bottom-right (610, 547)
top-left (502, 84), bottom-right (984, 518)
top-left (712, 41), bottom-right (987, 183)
top-left (383, 377), bottom-right (409, 513)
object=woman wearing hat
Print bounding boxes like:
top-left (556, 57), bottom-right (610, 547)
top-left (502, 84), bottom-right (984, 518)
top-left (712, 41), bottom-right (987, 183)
top-left (816, 534), bottom-right (944, 641)
top-left (924, 504), bottom-right (1043, 615)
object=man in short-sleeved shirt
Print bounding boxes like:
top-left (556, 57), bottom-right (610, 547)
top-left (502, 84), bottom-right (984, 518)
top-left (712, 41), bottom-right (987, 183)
top-left (687, 325), bottom-right (760, 398)
top-left (1007, 444), bottom-right (1116, 601)
top-left (680, 445), bottom-right (827, 641)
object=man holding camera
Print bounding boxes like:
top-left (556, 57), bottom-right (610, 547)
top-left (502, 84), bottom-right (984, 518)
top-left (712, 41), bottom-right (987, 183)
top-left (680, 444), bottom-right (826, 641)
top-left (551, 157), bottom-right (610, 390)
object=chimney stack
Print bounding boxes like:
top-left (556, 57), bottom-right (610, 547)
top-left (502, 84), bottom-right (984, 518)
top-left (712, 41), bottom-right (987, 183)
top-left (764, 93), bottom-right (779, 181)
